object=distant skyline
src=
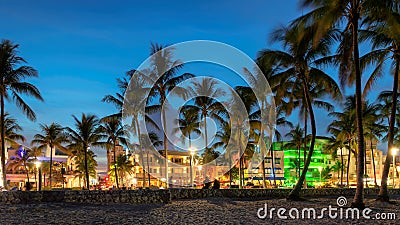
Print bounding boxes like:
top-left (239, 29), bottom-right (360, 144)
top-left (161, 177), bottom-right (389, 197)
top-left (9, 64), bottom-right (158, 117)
top-left (0, 1), bottom-right (394, 169)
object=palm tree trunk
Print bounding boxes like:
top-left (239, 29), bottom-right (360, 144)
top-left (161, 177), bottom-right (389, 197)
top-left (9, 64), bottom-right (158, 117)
top-left (340, 147), bottom-right (344, 186)
top-left (303, 109), bottom-right (308, 189)
top-left (204, 112), bottom-right (208, 156)
top-left (49, 146), bottom-right (53, 188)
top-left (364, 143), bottom-right (368, 188)
top-left (352, 16), bottom-right (366, 208)
top-left (378, 57), bottom-right (399, 202)
top-left (370, 141), bottom-right (377, 187)
top-left (84, 145), bottom-right (90, 190)
top-left (347, 148), bottom-right (351, 187)
top-left (134, 117), bottom-right (145, 188)
top-left (0, 93), bottom-right (6, 189)
top-left (271, 146), bottom-right (276, 187)
top-left (113, 142), bottom-right (119, 189)
top-left (147, 149), bottom-right (151, 188)
top-left (34, 166), bottom-right (37, 190)
top-left (298, 147), bottom-right (301, 179)
top-left (161, 95), bottom-right (169, 188)
top-left (238, 128), bottom-right (243, 189)
top-left (25, 163), bottom-right (30, 190)
top-left (288, 79), bottom-right (316, 200)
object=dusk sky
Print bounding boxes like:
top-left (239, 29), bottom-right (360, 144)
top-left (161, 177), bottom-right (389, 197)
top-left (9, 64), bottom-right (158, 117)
top-left (0, 0), bottom-right (393, 168)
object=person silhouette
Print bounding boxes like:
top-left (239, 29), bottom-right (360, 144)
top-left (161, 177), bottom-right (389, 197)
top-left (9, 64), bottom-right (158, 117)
top-left (213, 179), bottom-right (220, 189)
top-left (203, 176), bottom-right (211, 189)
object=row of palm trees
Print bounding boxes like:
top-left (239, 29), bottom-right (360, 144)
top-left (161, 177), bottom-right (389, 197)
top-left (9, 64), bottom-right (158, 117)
top-left (242, 0), bottom-right (400, 208)
top-left (2, 1), bottom-right (400, 209)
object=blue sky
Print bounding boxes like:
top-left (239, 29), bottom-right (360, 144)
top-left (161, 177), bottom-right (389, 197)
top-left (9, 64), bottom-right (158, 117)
top-left (0, 0), bottom-right (393, 168)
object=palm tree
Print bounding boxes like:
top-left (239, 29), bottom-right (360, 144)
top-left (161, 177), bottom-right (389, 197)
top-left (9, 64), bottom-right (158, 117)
top-left (212, 121), bottom-right (233, 185)
top-left (298, 0), bottom-right (395, 208)
top-left (363, 102), bottom-right (385, 188)
top-left (174, 105), bottom-right (201, 149)
top-left (101, 72), bottom-right (131, 121)
top-left (328, 96), bottom-right (360, 187)
top-left (66, 114), bottom-right (104, 189)
top-left (145, 43), bottom-right (193, 188)
top-left (239, 63), bottom-right (277, 189)
top-left (98, 118), bottom-right (127, 189)
top-left (284, 124), bottom-right (304, 179)
top-left (73, 150), bottom-right (98, 188)
top-left (31, 123), bottom-right (67, 188)
top-left (279, 80), bottom-right (335, 185)
top-left (109, 154), bottom-right (133, 187)
top-left (8, 146), bottom-right (31, 189)
top-left (332, 160), bottom-right (343, 184)
top-left (139, 132), bottom-right (162, 187)
top-left (326, 136), bottom-right (348, 187)
top-left (190, 77), bottom-right (225, 164)
top-left (0, 40), bottom-right (44, 187)
top-left (258, 23), bottom-right (340, 200)
top-left (357, 5), bottom-right (400, 198)
top-left (123, 74), bottom-right (158, 188)
top-left (3, 113), bottom-right (25, 146)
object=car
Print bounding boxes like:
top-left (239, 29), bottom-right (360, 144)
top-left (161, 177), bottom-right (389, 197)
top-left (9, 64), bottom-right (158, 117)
top-left (10, 186), bottom-right (19, 191)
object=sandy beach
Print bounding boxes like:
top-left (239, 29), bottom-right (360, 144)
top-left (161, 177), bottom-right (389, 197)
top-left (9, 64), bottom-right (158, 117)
top-left (0, 195), bottom-right (398, 224)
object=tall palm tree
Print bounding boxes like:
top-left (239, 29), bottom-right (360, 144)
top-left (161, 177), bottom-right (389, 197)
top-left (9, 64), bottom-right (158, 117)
top-left (31, 123), bottom-right (67, 188)
top-left (191, 77), bottom-right (225, 164)
top-left (102, 70), bottom-right (160, 129)
top-left (280, 80), bottom-right (335, 186)
top-left (238, 63), bottom-right (277, 189)
top-left (0, 40), bottom-right (44, 187)
top-left (359, 10), bottom-right (400, 199)
top-left (284, 124), bottom-right (304, 179)
top-left (298, 0), bottom-right (394, 208)
top-left (98, 118), bottom-right (127, 189)
top-left (258, 23), bottom-right (340, 200)
top-left (123, 74), bottom-right (158, 188)
top-left (146, 43), bottom-right (193, 188)
top-left (66, 114), bottom-right (104, 189)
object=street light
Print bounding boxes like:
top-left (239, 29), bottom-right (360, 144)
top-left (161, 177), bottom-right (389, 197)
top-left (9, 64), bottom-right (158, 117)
top-left (318, 167), bottom-right (323, 188)
top-left (35, 161), bottom-right (42, 191)
top-left (391, 147), bottom-right (398, 188)
top-left (189, 147), bottom-right (196, 188)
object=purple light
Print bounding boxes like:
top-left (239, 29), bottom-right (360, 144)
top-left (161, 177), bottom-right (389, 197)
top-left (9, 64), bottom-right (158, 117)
top-left (17, 145), bottom-right (26, 158)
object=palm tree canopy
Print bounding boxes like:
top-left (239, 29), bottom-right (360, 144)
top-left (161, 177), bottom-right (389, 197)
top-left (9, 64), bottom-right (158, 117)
top-left (2, 113), bottom-right (25, 145)
top-left (0, 39), bottom-right (44, 121)
top-left (66, 113), bottom-right (105, 149)
top-left (31, 122), bottom-right (69, 154)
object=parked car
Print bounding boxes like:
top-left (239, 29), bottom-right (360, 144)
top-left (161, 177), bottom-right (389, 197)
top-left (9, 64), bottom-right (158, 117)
top-left (10, 186), bottom-right (19, 191)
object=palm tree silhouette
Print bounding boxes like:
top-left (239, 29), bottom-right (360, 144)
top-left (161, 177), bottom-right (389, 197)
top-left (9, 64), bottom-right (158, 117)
top-left (258, 23), bottom-right (340, 200)
top-left (0, 40), bottom-right (44, 188)
top-left (66, 114), bottom-right (104, 189)
top-left (31, 123), bottom-right (67, 188)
